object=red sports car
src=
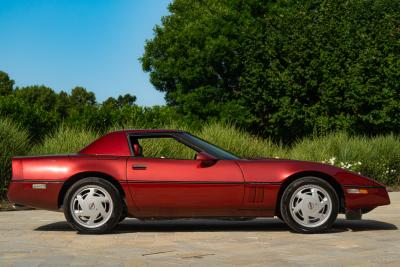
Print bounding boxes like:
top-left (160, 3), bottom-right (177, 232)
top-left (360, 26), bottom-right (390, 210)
top-left (7, 130), bottom-right (390, 234)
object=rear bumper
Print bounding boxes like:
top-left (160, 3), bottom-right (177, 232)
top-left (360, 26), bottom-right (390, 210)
top-left (7, 180), bottom-right (63, 210)
top-left (344, 185), bottom-right (390, 210)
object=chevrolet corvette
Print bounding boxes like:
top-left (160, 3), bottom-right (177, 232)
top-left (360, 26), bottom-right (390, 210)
top-left (7, 130), bottom-right (390, 234)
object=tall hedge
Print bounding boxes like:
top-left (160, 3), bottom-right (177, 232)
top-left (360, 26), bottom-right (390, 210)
top-left (30, 125), bottom-right (98, 155)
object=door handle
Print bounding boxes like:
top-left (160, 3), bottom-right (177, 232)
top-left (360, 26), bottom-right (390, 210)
top-left (132, 164), bottom-right (147, 170)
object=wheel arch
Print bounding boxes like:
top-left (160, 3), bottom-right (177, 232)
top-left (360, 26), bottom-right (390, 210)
top-left (58, 171), bottom-right (126, 209)
top-left (276, 171), bottom-right (345, 215)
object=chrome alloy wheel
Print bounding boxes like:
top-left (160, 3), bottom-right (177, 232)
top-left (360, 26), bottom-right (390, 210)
top-left (70, 185), bottom-right (114, 228)
top-left (289, 185), bottom-right (332, 228)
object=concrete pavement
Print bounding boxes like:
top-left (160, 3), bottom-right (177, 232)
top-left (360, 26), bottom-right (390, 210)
top-left (0, 193), bottom-right (399, 267)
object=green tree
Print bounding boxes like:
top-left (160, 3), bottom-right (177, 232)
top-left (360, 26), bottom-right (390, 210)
top-left (103, 93), bottom-right (137, 108)
top-left (117, 94), bottom-right (136, 106)
top-left (103, 97), bottom-right (119, 108)
top-left (239, 0), bottom-right (400, 141)
top-left (70, 86), bottom-right (96, 107)
top-left (141, 0), bottom-right (261, 122)
top-left (0, 71), bottom-right (14, 96)
top-left (142, 0), bottom-right (400, 142)
top-left (14, 85), bottom-right (58, 111)
top-left (55, 91), bottom-right (71, 119)
top-left (0, 72), bottom-right (184, 140)
top-left (0, 95), bottom-right (59, 140)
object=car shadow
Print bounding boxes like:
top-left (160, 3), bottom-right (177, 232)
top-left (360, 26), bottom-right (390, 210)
top-left (35, 218), bottom-right (397, 234)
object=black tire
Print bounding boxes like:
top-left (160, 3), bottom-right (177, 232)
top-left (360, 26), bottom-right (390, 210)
top-left (63, 177), bottom-right (122, 234)
top-left (119, 204), bottom-right (128, 222)
top-left (280, 177), bottom-right (339, 233)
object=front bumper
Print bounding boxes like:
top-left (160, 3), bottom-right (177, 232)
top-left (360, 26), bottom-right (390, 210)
top-left (344, 185), bottom-right (390, 210)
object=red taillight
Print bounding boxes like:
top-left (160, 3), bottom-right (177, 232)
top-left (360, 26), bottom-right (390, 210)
top-left (11, 159), bottom-right (23, 180)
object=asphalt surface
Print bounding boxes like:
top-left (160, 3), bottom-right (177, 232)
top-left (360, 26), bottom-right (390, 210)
top-left (0, 193), bottom-right (399, 267)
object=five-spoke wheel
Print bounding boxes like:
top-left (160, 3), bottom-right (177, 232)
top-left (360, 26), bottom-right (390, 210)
top-left (280, 177), bottom-right (339, 233)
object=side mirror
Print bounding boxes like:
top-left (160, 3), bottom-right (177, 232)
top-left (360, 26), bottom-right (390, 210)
top-left (196, 152), bottom-right (217, 167)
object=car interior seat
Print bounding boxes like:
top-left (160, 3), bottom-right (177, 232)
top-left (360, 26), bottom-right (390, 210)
top-left (133, 143), bottom-right (143, 157)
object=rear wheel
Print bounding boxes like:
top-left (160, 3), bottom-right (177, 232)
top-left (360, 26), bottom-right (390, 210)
top-left (63, 177), bottom-right (122, 234)
top-left (280, 177), bottom-right (339, 233)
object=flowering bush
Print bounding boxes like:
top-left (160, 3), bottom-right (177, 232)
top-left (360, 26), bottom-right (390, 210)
top-left (288, 132), bottom-right (400, 187)
top-left (322, 157), bottom-right (362, 172)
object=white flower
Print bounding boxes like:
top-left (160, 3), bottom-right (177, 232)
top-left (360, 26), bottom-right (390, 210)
top-left (328, 157), bottom-right (336, 165)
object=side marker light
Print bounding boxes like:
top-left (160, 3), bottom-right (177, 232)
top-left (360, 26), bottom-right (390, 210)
top-left (32, 184), bottom-right (47, 190)
top-left (347, 188), bottom-right (368, 194)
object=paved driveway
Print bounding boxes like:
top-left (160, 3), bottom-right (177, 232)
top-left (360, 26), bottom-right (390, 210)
top-left (0, 193), bottom-right (399, 267)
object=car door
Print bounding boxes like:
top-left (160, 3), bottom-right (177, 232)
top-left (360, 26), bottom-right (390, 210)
top-left (126, 135), bottom-right (244, 217)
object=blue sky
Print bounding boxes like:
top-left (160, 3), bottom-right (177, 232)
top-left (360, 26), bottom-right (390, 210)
top-left (0, 0), bottom-right (171, 106)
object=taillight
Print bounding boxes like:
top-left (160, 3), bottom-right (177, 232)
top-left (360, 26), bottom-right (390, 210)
top-left (11, 159), bottom-right (23, 180)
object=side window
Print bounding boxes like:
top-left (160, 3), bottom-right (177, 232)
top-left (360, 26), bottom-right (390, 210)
top-left (130, 136), bottom-right (197, 160)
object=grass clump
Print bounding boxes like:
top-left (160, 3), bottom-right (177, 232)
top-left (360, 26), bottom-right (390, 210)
top-left (289, 132), bottom-right (400, 186)
top-left (197, 122), bottom-right (285, 159)
top-left (0, 119), bottom-right (30, 198)
top-left (30, 125), bottom-right (98, 155)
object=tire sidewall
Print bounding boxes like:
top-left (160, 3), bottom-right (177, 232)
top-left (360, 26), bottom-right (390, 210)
top-left (63, 177), bottom-right (122, 234)
top-left (280, 177), bottom-right (339, 233)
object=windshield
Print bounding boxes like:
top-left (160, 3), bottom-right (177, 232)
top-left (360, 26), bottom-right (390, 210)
top-left (180, 132), bottom-right (240, 160)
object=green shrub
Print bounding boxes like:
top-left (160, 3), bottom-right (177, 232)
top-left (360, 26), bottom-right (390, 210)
top-left (30, 125), bottom-right (98, 155)
top-left (289, 132), bottom-right (400, 186)
top-left (0, 119), bottom-right (30, 198)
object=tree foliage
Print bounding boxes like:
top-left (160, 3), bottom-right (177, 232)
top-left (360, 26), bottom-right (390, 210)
top-left (142, 0), bottom-right (400, 142)
top-left (0, 72), bottom-right (184, 141)
top-left (70, 86), bottom-right (96, 107)
top-left (104, 93), bottom-right (137, 108)
top-left (0, 71), bottom-right (14, 96)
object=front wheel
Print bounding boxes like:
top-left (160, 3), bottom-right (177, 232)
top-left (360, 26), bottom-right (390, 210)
top-left (63, 177), bottom-right (122, 234)
top-left (280, 177), bottom-right (339, 233)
